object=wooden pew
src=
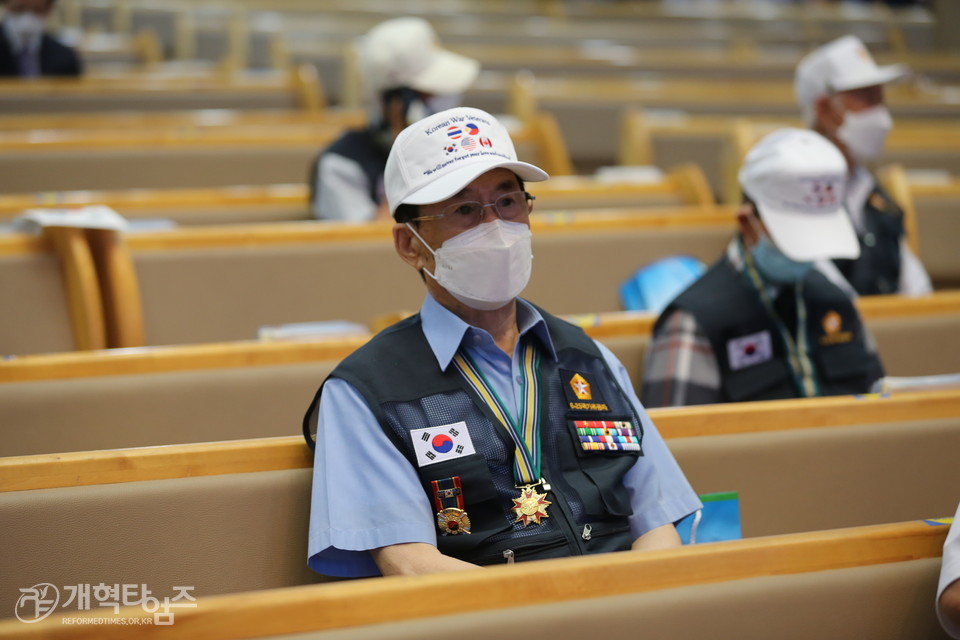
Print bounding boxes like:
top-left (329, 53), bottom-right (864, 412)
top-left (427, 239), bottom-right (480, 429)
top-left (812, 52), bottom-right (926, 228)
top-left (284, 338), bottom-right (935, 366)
top-left (73, 210), bottom-right (960, 348)
top-left (1, 391), bottom-right (957, 632)
top-left (0, 520), bottom-right (950, 639)
top-left (0, 164), bottom-right (713, 226)
top-left (53, 210), bottom-right (739, 347)
top-left (0, 122), bottom-right (347, 192)
top-left (0, 227), bottom-right (110, 354)
top-left (464, 71), bottom-right (960, 172)
top-left (4, 206), bottom-right (956, 356)
top-left (0, 64), bottom-right (325, 115)
top-left (2, 291), bottom-right (958, 457)
top-left (619, 107), bottom-right (960, 204)
top-left (0, 208), bottom-right (729, 355)
top-left (887, 168), bottom-right (960, 290)
top-left (0, 105), bottom-right (571, 192)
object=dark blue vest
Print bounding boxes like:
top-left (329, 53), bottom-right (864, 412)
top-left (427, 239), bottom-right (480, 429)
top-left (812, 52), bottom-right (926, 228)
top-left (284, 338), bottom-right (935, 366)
top-left (304, 307), bottom-right (645, 565)
top-left (833, 184), bottom-right (904, 296)
top-left (308, 128), bottom-right (389, 215)
top-left (658, 257), bottom-right (884, 403)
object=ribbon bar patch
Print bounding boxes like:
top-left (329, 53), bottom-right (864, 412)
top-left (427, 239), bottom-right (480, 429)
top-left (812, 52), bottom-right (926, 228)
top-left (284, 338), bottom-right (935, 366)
top-left (573, 420), bottom-right (641, 452)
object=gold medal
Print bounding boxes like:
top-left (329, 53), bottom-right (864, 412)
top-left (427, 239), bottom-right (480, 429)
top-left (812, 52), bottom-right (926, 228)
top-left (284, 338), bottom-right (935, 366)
top-left (512, 485), bottom-right (551, 526)
top-left (436, 507), bottom-right (472, 535)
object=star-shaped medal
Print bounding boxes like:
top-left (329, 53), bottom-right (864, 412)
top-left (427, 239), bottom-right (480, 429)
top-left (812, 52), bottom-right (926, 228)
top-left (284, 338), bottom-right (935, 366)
top-left (512, 486), bottom-right (552, 526)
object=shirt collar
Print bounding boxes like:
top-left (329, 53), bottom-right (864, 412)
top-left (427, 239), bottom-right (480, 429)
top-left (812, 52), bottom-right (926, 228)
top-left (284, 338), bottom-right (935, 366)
top-left (419, 292), bottom-right (558, 371)
top-left (845, 167), bottom-right (874, 232)
top-left (2, 19), bottom-right (39, 54)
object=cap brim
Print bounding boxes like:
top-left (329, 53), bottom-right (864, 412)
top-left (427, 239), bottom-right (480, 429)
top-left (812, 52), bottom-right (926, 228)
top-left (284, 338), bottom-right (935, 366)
top-left (832, 63), bottom-right (908, 92)
top-left (401, 160), bottom-right (549, 207)
top-left (756, 201), bottom-right (861, 262)
top-left (410, 50), bottom-right (480, 95)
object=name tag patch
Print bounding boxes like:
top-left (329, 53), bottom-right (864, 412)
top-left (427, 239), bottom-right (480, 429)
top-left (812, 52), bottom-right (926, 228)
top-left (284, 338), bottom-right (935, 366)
top-left (727, 331), bottom-right (773, 371)
top-left (572, 420), bottom-right (641, 452)
top-left (411, 422), bottom-right (476, 468)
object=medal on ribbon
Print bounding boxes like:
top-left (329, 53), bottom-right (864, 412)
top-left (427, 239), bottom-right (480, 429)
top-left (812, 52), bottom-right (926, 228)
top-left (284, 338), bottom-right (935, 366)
top-left (432, 477), bottom-right (471, 535)
top-left (454, 337), bottom-right (551, 525)
top-left (512, 483), bottom-right (552, 526)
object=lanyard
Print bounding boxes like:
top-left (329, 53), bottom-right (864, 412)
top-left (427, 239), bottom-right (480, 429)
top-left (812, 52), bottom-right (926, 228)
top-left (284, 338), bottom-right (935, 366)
top-left (742, 248), bottom-right (821, 397)
top-left (453, 337), bottom-right (542, 485)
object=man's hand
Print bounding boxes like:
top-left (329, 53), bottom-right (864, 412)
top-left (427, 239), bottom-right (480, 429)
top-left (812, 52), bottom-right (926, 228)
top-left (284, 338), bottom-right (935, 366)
top-left (630, 523), bottom-right (682, 552)
top-left (371, 542), bottom-right (481, 576)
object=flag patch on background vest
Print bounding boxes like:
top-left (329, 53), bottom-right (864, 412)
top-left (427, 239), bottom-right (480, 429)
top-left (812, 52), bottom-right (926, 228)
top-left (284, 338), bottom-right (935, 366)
top-left (411, 422), bottom-right (476, 467)
top-left (726, 330), bottom-right (773, 371)
top-left (572, 420), bottom-right (641, 452)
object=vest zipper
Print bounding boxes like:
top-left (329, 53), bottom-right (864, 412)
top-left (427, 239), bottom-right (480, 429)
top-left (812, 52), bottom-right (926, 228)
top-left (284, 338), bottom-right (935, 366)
top-left (502, 549), bottom-right (514, 565)
top-left (541, 475), bottom-right (589, 555)
top-left (581, 524), bottom-right (592, 541)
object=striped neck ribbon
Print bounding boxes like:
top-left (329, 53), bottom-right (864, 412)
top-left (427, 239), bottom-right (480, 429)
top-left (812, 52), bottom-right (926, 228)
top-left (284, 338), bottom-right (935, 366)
top-left (741, 242), bottom-right (820, 397)
top-left (453, 337), bottom-right (542, 485)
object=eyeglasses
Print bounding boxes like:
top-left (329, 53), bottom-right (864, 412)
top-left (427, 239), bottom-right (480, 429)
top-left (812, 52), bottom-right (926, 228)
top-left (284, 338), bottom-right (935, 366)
top-left (411, 191), bottom-right (535, 231)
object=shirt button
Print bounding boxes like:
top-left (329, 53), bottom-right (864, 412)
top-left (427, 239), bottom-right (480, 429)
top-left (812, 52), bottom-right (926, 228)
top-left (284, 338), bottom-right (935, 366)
top-left (864, 232), bottom-right (876, 248)
top-left (516, 375), bottom-right (523, 385)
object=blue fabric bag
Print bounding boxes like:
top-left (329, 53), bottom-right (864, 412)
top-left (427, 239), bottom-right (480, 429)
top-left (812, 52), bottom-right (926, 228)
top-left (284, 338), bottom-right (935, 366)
top-left (619, 255), bottom-right (706, 313)
top-left (676, 491), bottom-right (742, 544)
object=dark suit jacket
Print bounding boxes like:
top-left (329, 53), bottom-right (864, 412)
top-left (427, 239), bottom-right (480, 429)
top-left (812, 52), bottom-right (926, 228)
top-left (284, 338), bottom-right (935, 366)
top-left (0, 27), bottom-right (82, 77)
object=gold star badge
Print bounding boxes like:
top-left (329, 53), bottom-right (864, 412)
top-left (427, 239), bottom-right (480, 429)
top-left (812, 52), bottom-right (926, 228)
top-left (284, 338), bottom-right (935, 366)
top-left (569, 373), bottom-right (592, 400)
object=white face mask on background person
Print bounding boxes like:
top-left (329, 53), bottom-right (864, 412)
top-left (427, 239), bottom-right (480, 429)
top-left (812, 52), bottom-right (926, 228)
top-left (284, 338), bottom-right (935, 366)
top-left (834, 103), bottom-right (893, 165)
top-left (751, 235), bottom-right (813, 285)
top-left (5, 12), bottom-right (45, 45)
top-left (406, 219), bottom-right (533, 311)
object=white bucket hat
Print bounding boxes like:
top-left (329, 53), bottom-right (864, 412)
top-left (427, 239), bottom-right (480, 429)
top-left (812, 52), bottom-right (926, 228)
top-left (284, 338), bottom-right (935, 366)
top-left (795, 35), bottom-right (908, 124)
top-left (385, 107), bottom-right (549, 214)
top-left (739, 128), bottom-right (860, 262)
top-left (359, 17), bottom-right (479, 95)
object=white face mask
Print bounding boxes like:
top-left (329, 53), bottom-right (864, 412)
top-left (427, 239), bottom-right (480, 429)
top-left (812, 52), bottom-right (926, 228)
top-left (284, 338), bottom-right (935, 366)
top-left (835, 104), bottom-right (893, 165)
top-left (407, 219), bottom-right (533, 311)
top-left (5, 12), bottom-right (45, 44)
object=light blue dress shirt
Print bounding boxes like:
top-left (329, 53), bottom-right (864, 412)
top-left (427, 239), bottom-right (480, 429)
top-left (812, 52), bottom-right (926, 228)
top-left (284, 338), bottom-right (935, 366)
top-left (308, 293), bottom-right (702, 577)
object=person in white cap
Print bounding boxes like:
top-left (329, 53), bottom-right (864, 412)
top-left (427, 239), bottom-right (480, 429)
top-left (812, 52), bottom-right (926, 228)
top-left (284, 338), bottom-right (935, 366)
top-left (303, 106), bottom-right (701, 577)
top-left (795, 34), bottom-right (931, 297)
top-left (642, 128), bottom-right (885, 408)
top-left (939, 501), bottom-right (960, 639)
top-left (309, 17), bottom-right (479, 221)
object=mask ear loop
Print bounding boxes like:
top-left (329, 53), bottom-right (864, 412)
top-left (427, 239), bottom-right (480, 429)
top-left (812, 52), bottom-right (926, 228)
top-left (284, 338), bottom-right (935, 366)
top-left (405, 222), bottom-right (440, 282)
top-left (743, 209), bottom-right (771, 256)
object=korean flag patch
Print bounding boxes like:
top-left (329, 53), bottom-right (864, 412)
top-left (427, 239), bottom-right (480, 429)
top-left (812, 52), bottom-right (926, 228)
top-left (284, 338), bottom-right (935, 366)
top-left (411, 422), bottom-right (477, 468)
top-left (726, 330), bottom-right (773, 371)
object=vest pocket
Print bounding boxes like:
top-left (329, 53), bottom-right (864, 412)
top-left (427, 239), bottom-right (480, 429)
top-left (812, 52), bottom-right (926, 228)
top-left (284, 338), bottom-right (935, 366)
top-left (415, 454), bottom-right (512, 552)
top-left (725, 358), bottom-right (792, 402)
top-left (814, 341), bottom-right (875, 384)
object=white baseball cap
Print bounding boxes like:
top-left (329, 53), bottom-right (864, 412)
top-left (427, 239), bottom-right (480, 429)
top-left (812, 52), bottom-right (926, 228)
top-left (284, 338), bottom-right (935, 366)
top-left (795, 35), bottom-right (908, 124)
top-left (359, 17), bottom-right (480, 95)
top-left (739, 128), bottom-right (860, 262)
top-left (385, 107), bottom-right (549, 214)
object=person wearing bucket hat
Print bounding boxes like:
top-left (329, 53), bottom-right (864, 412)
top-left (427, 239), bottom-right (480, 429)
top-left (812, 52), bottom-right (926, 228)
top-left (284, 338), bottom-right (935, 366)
top-left (302, 107), bottom-right (701, 577)
top-left (642, 128), bottom-right (884, 408)
top-left (795, 34), bottom-right (931, 297)
top-left (309, 17), bottom-right (479, 222)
